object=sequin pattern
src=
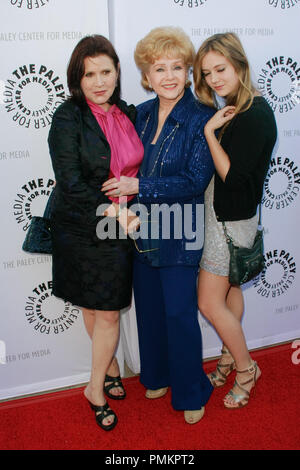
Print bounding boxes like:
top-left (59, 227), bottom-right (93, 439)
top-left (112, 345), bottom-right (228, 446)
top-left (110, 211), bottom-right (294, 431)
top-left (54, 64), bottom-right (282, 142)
top-left (200, 176), bottom-right (258, 276)
top-left (134, 88), bottom-right (215, 267)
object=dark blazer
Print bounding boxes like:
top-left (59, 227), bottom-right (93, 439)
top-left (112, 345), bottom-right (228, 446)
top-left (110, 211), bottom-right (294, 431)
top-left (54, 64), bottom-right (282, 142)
top-left (214, 97), bottom-right (277, 222)
top-left (48, 99), bottom-right (136, 232)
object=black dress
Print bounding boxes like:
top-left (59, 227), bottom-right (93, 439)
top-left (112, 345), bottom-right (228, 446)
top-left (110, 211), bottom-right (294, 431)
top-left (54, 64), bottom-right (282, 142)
top-left (48, 99), bottom-right (137, 310)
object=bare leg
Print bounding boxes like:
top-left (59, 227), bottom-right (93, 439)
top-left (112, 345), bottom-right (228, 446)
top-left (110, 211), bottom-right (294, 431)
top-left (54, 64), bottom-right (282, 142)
top-left (83, 308), bottom-right (120, 426)
top-left (220, 285), bottom-right (244, 353)
top-left (82, 308), bottom-right (124, 397)
top-left (82, 307), bottom-right (95, 338)
top-left (198, 269), bottom-right (261, 405)
top-left (198, 270), bottom-right (251, 368)
top-left (226, 285), bottom-right (244, 322)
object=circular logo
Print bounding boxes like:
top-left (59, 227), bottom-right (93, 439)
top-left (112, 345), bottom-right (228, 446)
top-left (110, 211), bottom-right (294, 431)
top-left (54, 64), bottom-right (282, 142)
top-left (257, 55), bottom-right (300, 113)
top-left (268, 0), bottom-right (299, 9)
top-left (13, 177), bottom-right (55, 231)
top-left (262, 156), bottom-right (300, 210)
top-left (3, 63), bottom-right (66, 129)
top-left (173, 0), bottom-right (208, 7)
top-left (253, 248), bottom-right (296, 298)
top-left (10, 0), bottom-right (50, 9)
top-left (25, 280), bottom-right (80, 335)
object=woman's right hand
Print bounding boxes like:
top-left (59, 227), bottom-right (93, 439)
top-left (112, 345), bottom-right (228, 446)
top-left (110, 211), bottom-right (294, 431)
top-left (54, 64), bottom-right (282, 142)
top-left (101, 176), bottom-right (139, 197)
top-left (103, 202), bottom-right (119, 218)
top-left (102, 203), bottom-right (140, 235)
top-left (118, 207), bottom-right (140, 235)
top-left (204, 106), bottom-right (236, 134)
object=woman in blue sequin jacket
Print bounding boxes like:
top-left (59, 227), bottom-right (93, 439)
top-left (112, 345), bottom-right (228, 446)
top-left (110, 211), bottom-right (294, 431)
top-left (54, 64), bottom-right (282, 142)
top-left (102, 27), bottom-right (215, 424)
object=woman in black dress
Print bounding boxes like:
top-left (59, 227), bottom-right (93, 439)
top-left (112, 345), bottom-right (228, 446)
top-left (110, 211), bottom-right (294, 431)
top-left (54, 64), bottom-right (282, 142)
top-left (48, 35), bottom-right (143, 430)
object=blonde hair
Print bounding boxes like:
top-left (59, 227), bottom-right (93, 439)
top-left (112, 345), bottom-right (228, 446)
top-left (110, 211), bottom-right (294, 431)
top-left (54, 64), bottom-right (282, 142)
top-left (134, 26), bottom-right (195, 91)
top-left (193, 32), bottom-right (256, 117)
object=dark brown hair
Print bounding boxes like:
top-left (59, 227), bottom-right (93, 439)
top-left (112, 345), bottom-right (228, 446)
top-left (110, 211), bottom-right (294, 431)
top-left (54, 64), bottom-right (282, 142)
top-left (67, 35), bottom-right (121, 106)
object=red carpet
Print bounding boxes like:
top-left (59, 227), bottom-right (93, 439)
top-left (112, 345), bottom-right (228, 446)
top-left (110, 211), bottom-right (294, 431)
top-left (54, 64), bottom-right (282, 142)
top-left (0, 343), bottom-right (299, 450)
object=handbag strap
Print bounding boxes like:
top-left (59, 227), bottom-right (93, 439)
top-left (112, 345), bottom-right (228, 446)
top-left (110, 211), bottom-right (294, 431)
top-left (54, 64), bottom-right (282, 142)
top-left (222, 221), bottom-right (232, 244)
top-left (258, 203), bottom-right (262, 229)
top-left (43, 187), bottom-right (56, 219)
top-left (222, 204), bottom-right (262, 244)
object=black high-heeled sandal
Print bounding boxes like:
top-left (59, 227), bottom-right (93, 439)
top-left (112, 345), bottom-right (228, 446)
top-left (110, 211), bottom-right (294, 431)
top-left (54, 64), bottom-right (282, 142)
top-left (104, 374), bottom-right (126, 400)
top-left (88, 401), bottom-right (118, 431)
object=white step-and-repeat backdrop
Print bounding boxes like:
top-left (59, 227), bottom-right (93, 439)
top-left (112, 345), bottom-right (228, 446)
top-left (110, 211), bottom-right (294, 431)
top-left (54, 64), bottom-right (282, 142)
top-left (1, 0), bottom-right (299, 400)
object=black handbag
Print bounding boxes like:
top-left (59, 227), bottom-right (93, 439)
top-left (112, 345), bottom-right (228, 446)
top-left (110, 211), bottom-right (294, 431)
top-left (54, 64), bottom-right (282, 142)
top-left (222, 206), bottom-right (265, 286)
top-left (22, 188), bottom-right (55, 254)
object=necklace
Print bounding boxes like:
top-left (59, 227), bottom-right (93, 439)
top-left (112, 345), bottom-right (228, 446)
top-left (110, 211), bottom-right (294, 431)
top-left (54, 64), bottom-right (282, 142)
top-left (139, 115), bottom-right (180, 177)
top-left (139, 114), bottom-right (150, 141)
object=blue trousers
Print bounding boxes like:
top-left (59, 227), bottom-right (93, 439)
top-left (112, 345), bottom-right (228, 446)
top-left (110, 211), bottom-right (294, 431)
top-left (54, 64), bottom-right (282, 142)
top-left (133, 258), bottom-right (213, 410)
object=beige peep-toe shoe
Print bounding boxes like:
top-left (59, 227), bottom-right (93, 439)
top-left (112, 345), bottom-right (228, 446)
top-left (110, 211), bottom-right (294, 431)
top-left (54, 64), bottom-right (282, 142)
top-left (184, 407), bottom-right (205, 424)
top-left (145, 387), bottom-right (168, 399)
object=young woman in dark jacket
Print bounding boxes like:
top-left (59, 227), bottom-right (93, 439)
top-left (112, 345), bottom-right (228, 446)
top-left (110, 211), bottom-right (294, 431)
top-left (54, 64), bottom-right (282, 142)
top-left (194, 32), bottom-right (277, 409)
top-left (48, 35), bottom-right (143, 430)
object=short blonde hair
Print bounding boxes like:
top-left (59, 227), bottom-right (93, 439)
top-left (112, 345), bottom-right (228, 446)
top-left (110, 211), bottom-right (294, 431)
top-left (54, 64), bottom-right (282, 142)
top-left (134, 26), bottom-right (195, 91)
top-left (193, 32), bottom-right (256, 115)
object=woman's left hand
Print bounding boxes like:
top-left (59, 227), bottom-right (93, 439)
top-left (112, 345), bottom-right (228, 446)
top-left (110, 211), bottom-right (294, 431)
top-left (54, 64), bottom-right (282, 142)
top-left (101, 176), bottom-right (139, 197)
top-left (205, 106), bottom-right (236, 134)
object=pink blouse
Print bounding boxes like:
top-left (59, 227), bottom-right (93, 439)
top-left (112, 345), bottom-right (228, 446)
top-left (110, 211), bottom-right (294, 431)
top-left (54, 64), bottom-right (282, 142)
top-left (86, 99), bottom-right (143, 203)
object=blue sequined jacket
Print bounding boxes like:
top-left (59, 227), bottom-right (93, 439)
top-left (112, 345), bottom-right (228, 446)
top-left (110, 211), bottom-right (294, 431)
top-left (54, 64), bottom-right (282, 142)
top-left (134, 88), bottom-right (215, 267)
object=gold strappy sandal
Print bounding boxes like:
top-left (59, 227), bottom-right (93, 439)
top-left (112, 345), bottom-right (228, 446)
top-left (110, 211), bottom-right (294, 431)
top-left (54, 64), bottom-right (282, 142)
top-left (224, 361), bottom-right (261, 409)
top-left (208, 346), bottom-right (236, 388)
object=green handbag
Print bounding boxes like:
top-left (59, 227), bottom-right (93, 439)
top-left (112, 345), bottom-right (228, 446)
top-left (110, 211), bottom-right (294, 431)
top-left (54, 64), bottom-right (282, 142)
top-left (222, 206), bottom-right (265, 286)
